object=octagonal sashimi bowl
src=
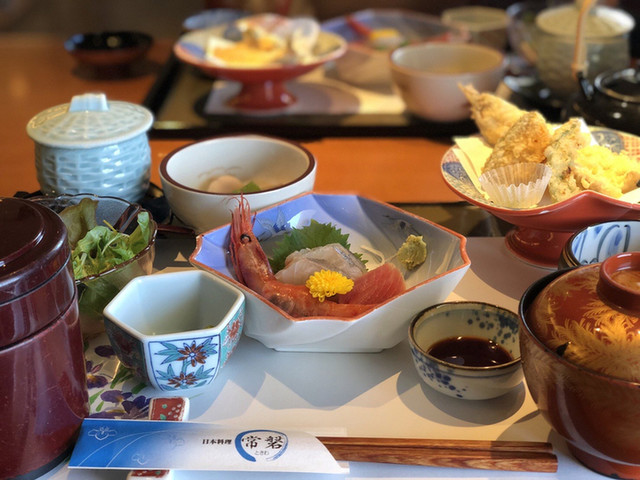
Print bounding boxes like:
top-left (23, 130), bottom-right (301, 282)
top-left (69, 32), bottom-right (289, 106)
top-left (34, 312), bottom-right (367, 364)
top-left (190, 193), bottom-right (470, 352)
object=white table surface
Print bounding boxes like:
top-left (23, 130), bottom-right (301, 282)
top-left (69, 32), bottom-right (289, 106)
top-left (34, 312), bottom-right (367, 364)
top-left (40, 236), bottom-right (605, 480)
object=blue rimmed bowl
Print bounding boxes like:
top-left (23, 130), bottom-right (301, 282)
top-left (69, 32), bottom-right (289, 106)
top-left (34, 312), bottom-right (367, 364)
top-left (409, 301), bottom-right (522, 400)
top-left (559, 220), bottom-right (640, 269)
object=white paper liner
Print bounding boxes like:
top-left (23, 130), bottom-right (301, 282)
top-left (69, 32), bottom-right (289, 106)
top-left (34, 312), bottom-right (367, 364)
top-left (479, 163), bottom-right (552, 209)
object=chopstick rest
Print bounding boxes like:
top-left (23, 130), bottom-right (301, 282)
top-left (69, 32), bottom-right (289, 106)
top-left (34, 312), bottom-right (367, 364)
top-left (127, 397), bottom-right (190, 480)
top-left (318, 436), bottom-right (558, 473)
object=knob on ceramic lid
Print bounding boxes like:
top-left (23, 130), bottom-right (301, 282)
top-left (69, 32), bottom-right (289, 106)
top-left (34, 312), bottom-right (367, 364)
top-left (26, 92), bottom-right (153, 148)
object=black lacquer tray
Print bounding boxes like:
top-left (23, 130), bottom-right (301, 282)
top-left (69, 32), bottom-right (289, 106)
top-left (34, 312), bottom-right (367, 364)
top-left (142, 54), bottom-right (479, 140)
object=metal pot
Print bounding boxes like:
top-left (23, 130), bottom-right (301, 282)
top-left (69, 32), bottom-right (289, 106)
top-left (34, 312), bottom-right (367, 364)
top-left (569, 67), bottom-right (640, 135)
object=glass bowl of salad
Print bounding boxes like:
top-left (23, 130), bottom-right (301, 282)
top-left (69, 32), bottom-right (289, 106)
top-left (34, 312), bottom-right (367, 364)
top-left (31, 194), bottom-right (157, 338)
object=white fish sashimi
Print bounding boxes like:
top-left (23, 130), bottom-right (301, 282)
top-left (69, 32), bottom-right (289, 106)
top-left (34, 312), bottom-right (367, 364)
top-left (274, 243), bottom-right (367, 285)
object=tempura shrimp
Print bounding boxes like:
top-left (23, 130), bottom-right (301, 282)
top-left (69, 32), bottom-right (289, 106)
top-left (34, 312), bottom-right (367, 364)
top-left (228, 197), bottom-right (374, 319)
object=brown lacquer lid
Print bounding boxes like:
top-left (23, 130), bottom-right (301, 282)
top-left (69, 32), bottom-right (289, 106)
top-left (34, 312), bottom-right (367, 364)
top-left (0, 198), bottom-right (70, 300)
top-left (0, 198), bottom-right (75, 346)
top-left (527, 252), bottom-right (640, 382)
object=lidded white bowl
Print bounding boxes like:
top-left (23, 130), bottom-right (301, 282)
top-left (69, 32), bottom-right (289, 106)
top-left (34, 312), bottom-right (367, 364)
top-left (27, 93), bottom-right (153, 202)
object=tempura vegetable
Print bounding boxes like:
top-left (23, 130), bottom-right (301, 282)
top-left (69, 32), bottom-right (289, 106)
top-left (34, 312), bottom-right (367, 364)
top-left (483, 111), bottom-right (552, 173)
top-left (460, 84), bottom-right (526, 146)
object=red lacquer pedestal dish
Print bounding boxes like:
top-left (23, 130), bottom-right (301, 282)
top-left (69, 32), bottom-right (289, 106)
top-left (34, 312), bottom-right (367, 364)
top-left (520, 252), bottom-right (640, 479)
top-left (0, 198), bottom-right (88, 479)
top-left (440, 127), bottom-right (640, 269)
top-left (173, 26), bottom-right (346, 111)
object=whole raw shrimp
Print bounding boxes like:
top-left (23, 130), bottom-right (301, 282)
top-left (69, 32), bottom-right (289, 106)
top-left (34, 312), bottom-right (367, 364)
top-left (229, 197), bottom-right (374, 319)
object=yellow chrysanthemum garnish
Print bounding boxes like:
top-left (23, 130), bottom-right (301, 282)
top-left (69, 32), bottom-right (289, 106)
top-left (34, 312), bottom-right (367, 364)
top-left (306, 270), bottom-right (354, 302)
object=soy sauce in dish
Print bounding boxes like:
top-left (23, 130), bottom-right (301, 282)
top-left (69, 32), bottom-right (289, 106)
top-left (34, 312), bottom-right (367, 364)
top-left (427, 336), bottom-right (513, 367)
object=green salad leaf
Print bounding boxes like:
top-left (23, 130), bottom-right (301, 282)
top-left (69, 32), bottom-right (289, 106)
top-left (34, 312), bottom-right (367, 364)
top-left (58, 197), bottom-right (98, 246)
top-left (57, 199), bottom-right (153, 332)
top-left (58, 198), bottom-right (151, 279)
top-left (268, 220), bottom-right (364, 273)
top-left (71, 211), bottom-right (151, 279)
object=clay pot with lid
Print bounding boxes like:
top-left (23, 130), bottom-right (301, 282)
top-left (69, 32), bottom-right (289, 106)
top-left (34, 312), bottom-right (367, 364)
top-left (564, 0), bottom-right (640, 133)
top-left (519, 252), bottom-right (640, 479)
top-left (0, 197), bottom-right (88, 479)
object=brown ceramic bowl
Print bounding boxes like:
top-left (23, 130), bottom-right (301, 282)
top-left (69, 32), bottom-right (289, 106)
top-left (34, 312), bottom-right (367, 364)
top-left (519, 254), bottom-right (640, 479)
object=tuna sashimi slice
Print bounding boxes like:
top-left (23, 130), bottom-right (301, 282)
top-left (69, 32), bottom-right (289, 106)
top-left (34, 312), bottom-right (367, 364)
top-left (337, 263), bottom-right (405, 305)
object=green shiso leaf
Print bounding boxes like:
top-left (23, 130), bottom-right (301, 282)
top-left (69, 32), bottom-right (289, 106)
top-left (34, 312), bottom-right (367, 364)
top-left (268, 220), bottom-right (364, 273)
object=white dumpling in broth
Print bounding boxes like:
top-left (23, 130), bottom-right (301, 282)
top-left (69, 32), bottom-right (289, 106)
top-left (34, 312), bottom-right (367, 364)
top-left (274, 243), bottom-right (367, 285)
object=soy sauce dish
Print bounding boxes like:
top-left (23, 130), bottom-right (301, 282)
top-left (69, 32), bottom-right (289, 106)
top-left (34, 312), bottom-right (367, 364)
top-left (409, 301), bottom-right (522, 400)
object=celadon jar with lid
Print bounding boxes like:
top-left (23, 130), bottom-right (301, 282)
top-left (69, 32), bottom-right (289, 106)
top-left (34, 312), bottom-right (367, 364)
top-left (27, 92), bottom-right (153, 202)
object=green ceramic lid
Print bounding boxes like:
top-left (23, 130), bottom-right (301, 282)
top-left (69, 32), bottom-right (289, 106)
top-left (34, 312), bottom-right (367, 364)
top-left (26, 93), bottom-right (153, 148)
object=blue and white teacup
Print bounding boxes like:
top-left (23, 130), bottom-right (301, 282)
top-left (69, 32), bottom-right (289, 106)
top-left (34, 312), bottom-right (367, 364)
top-left (104, 270), bottom-right (244, 395)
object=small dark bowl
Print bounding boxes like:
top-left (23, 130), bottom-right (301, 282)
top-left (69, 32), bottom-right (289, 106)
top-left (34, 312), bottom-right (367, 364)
top-left (64, 31), bottom-right (153, 68)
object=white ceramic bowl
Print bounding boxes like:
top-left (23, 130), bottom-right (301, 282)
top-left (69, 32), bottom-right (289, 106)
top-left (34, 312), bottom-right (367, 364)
top-left (441, 6), bottom-right (509, 50)
top-left (409, 301), bottom-right (522, 400)
top-left (190, 193), bottom-right (470, 353)
top-left (322, 8), bottom-right (467, 87)
top-left (160, 134), bottom-right (316, 233)
top-left (103, 270), bottom-right (245, 395)
top-left (389, 42), bottom-right (505, 122)
top-left (559, 220), bottom-right (640, 269)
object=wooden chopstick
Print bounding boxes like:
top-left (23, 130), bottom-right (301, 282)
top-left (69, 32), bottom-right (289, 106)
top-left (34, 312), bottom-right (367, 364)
top-left (317, 436), bottom-right (558, 473)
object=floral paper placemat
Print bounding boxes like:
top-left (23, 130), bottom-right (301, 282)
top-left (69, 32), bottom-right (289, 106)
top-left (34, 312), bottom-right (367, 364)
top-left (85, 334), bottom-right (152, 419)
